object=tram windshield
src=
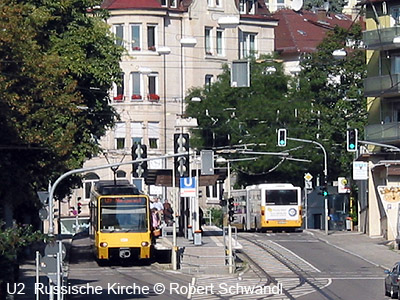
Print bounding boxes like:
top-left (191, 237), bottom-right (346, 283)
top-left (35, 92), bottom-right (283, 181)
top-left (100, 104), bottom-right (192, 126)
top-left (100, 197), bottom-right (148, 232)
top-left (265, 190), bottom-right (298, 205)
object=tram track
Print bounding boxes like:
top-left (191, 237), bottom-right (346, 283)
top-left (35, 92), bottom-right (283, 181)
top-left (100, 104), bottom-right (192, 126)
top-left (239, 234), bottom-right (341, 300)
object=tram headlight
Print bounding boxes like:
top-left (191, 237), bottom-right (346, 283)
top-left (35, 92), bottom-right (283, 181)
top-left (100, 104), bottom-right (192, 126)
top-left (141, 241), bottom-right (149, 247)
top-left (100, 242), bottom-right (108, 248)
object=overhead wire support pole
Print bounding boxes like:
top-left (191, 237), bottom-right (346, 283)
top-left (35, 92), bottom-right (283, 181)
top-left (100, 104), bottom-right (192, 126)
top-left (287, 137), bottom-right (329, 235)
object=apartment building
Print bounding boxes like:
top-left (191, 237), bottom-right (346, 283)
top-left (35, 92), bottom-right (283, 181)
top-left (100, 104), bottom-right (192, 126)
top-left (57, 0), bottom-right (277, 233)
top-left (360, 0), bottom-right (400, 241)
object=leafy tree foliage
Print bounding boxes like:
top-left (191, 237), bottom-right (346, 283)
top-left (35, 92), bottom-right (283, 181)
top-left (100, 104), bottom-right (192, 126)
top-left (186, 23), bottom-right (365, 187)
top-left (186, 58), bottom-right (308, 186)
top-left (293, 23), bottom-right (366, 182)
top-left (0, 0), bottom-right (122, 221)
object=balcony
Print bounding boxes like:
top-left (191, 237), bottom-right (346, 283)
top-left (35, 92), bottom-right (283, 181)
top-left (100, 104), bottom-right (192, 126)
top-left (364, 74), bottom-right (400, 97)
top-left (363, 27), bottom-right (400, 50)
top-left (365, 122), bottom-right (400, 143)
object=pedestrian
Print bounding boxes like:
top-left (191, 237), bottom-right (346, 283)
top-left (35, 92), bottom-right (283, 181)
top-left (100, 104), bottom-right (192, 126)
top-left (163, 200), bottom-right (174, 226)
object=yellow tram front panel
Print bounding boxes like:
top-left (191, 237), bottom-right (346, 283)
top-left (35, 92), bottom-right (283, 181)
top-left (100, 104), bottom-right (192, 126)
top-left (95, 231), bottom-right (152, 260)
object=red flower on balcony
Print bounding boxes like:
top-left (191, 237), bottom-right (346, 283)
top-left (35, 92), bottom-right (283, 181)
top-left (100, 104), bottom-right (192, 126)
top-left (148, 46), bottom-right (156, 51)
top-left (113, 94), bottom-right (124, 101)
top-left (132, 46), bottom-right (141, 51)
top-left (131, 94), bottom-right (142, 100)
top-left (148, 94), bottom-right (160, 101)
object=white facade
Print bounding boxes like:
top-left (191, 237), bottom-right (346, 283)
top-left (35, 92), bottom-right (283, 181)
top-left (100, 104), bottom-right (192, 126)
top-left (60, 0), bottom-right (277, 229)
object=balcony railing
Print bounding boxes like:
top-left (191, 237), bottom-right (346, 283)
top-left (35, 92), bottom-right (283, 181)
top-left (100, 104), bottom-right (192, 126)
top-left (365, 122), bottom-right (400, 143)
top-left (363, 26), bottom-right (400, 50)
top-left (364, 74), bottom-right (400, 97)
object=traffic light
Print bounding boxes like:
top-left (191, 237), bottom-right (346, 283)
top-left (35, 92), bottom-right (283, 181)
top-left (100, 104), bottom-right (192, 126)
top-left (77, 202), bottom-right (82, 215)
top-left (346, 128), bottom-right (358, 152)
top-left (228, 197), bottom-right (235, 223)
top-left (277, 128), bottom-right (287, 147)
top-left (132, 144), bottom-right (148, 178)
top-left (319, 186), bottom-right (329, 197)
top-left (174, 133), bottom-right (190, 177)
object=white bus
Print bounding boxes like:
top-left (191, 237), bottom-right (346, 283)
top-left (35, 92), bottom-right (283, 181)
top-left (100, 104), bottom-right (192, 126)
top-left (230, 183), bottom-right (302, 232)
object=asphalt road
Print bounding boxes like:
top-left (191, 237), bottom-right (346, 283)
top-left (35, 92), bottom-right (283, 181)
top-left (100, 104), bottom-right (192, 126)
top-left (66, 236), bottom-right (192, 300)
top-left (247, 231), bottom-right (386, 300)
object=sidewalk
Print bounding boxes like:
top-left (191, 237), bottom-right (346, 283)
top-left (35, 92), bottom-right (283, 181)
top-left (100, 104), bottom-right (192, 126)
top-left (307, 229), bottom-right (400, 270)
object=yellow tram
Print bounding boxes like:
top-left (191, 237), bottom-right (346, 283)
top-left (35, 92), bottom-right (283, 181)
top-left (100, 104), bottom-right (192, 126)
top-left (89, 180), bottom-right (153, 262)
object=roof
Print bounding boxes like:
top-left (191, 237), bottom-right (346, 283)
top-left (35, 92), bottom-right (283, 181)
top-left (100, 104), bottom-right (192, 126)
top-left (101, 0), bottom-right (164, 10)
top-left (101, 0), bottom-right (191, 10)
top-left (274, 9), bottom-right (354, 55)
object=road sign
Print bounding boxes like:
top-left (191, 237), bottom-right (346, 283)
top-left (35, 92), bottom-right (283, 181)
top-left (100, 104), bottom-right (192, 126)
top-left (338, 177), bottom-right (350, 193)
top-left (45, 242), bottom-right (67, 261)
top-left (39, 208), bottom-right (48, 221)
top-left (40, 256), bottom-right (57, 274)
top-left (180, 177), bottom-right (196, 197)
top-left (304, 173), bottom-right (313, 182)
top-left (353, 161), bottom-right (368, 180)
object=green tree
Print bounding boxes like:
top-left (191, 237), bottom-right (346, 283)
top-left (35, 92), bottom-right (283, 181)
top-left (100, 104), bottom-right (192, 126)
top-left (0, 0), bottom-right (122, 222)
top-left (186, 23), bottom-right (365, 187)
top-left (186, 57), bottom-right (308, 186)
top-left (293, 23), bottom-right (366, 182)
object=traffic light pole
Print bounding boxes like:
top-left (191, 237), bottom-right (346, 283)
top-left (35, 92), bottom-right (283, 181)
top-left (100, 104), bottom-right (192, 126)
top-left (227, 160), bottom-right (234, 274)
top-left (287, 137), bottom-right (329, 235)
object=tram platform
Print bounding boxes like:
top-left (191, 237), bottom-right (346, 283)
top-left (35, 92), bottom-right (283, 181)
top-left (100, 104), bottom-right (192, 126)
top-left (155, 225), bottom-right (241, 274)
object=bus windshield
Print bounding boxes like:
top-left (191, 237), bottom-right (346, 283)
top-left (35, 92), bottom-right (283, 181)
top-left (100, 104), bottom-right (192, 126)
top-left (265, 190), bottom-right (298, 205)
top-left (100, 197), bottom-right (148, 232)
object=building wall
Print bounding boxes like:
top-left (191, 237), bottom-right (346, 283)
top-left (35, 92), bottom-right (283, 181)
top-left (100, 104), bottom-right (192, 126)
top-left (63, 0), bottom-right (277, 222)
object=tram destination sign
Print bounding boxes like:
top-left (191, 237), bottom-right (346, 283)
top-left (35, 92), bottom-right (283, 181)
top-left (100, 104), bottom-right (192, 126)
top-left (101, 197), bottom-right (146, 205)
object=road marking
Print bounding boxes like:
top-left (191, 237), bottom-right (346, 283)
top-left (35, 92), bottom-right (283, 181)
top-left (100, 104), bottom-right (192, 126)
top-left (269, 240), bottom-right (321, 273)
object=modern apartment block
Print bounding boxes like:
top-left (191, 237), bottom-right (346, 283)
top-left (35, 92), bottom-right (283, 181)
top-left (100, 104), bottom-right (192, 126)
top-left (58, 0), bottom-right (277, 233)
top-left (361, 0), bottom-right (400, 241)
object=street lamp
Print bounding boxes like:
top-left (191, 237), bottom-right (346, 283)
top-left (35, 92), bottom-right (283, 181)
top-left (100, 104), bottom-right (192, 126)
top-left (157, 46), bottom-right (171, 202)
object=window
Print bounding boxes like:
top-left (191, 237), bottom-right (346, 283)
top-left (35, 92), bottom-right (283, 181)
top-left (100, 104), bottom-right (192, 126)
top-left (205, 74), bottom-right (213, 89)
top-left (148, 122), bottom-right (160, 149)
top-left (277, 0), bottom-right (285, 10)
top-left (148, 73), bottom-right (158, 95)
top-left (131, 24), bottom-right (141, 51)
top-left (216, 29), bottom-right (224, 56)
top-left (205, 27), bottom-right (212, 55)
top-left (147, 25), bottom-right (157, 50)
top-left (390, 6), bottom-right (400, 25)
top-left (132, 178), bottom-right (144, 190)
top-left (131, 122), bottom-right (143, 146)
top-left (240, 32), bottom-right (257, 58)
top-left (116, 170), bottom-right (126, 178)
top-left (170, 0), bottom-right (177, 8)
top-left (239, 0), bottom-right (255, 14)
top-left (161, 0), bottom-right (167, 6)
top-left (391, 53), bottom-right (400, 74)
top-left (131, 72), bottom-right (141, 99)
top-left (115, 122), bottom-right (126, 150)
top-left (114, 24), bottom-right (124, 47)
top-left (83, 173), bottom-right (100, 200)
top-left (114, 73), bottom-right (124, 101)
